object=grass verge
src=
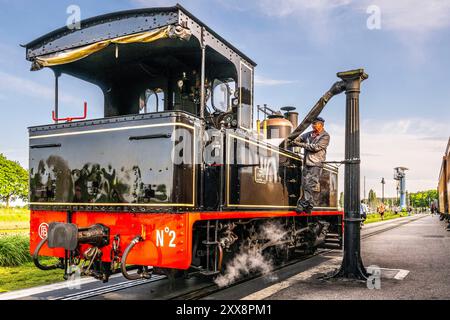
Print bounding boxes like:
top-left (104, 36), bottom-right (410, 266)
top-left (0, 208), bottom-right (64, 293)
top-left (0, 233), bottom-right (63, 293)
top-left (0, 208), bottom-right (29, 236)
top-left (0, 261), bottom-right (63, 293)
top-left (0, 207), bottom-right (29, 222)
top-left (0, 235), bottom-right (32, 266)
top-left (0, 235), bottom-right (63, 293)
top-left (365, 211), bottom-right (409, 224)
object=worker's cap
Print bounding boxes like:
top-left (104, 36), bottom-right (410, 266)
top-left (313, 117), bottom-right (325, 123)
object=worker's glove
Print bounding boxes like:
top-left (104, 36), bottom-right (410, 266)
top-left (286, 138), bottom-right (296, 147)
top-left (289, 140), bottom-right (306, 148)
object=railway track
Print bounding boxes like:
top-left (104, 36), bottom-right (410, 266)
top-left (167, 248), bottom-right (334, 300)
top-left (48, 214), bottom-right (426, 300)
top-left (53, 275), bottom-right (166, 300)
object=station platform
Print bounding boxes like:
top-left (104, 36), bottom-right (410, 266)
top-left (206, 214), bottom-right (450, 300)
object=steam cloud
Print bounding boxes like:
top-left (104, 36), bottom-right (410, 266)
top-left (214, 221), bottom-right (287, 288)
top-left (260, 220), bottom-right (288, 244)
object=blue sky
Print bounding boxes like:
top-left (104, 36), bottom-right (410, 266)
top-left (0, 0), bottom-right (449, 198)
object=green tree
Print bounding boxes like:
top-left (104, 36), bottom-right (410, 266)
top-left (410, 190), bottom-right (438, 208)
top-left (0, 154), bottom-right (28, 208)
top-left (368, 189), bottom-right (377, 208)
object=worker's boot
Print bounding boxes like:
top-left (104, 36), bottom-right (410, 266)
top-left (296, 201), bottom-right (312, 214)
top-left (295, 205), bottom-right (305, 214)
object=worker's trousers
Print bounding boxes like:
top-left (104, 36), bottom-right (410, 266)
top-left (297, 165), bottom-right (322, 210)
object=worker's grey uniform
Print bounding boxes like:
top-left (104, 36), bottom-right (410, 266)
top-left (297, 130), bottom-right (330, 211)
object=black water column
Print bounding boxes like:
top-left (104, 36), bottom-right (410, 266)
top-left (335, 69), bottom-right (368, 280)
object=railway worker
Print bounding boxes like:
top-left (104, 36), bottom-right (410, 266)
top-left (407, 206), bottom-right (413, 216)
top-left (290, 117), bottom-right (330, 214)
top-left (431, 203), bottom-right (436, 215)
top-left (360, 200), bottom-right (368, 226)
top-left (377, 203), bottom-right (386, 220)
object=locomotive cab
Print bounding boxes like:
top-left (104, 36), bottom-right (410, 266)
top-left (25, 4), bottom-right (342, 282)
top-left (27, 5), bottom-right (253, 130)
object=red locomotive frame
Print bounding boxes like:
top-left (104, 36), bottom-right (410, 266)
top-left (31, 210), bottom-right (343, 269)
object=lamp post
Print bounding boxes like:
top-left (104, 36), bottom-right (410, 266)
top-left (381, 177), bottom-right (385, 204)
top-left (364, 176), bottom-right (366, 204)
top-left (396, 183), bottom-right (399, 207)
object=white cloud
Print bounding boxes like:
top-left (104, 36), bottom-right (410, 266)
top-left (256, 0), bottom-right (351, 17)
top-left (253, 0), bottom-right (450, 34)
top-left (362, 118), bottom-right (450, 142)
top-left (359, 0), bottom-right (450, 62)
top-left (130, 0), bottom-right (178, 7)
top-left (0, 149), bottom-right (27, 169)
top-left (217, 0), bottom-right (450, 50)
top-left (326, 118), bottom-right (449, 198)
top-left (0, 43), bottom-right (22, 64)
top-left (255, 0), bottom-right (352, 43)
top-left (362, 0), bottom-right (450, 34)
top-left (0, 71), bottom-right (76, 104)
top-left (255, 75), bottom-right (297, 86)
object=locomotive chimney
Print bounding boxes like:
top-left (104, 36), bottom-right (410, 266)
top-left (281, 106), bottom-right (298, 128)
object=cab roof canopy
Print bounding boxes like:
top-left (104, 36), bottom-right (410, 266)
top-left (24, 4), bottom-right (256, 117)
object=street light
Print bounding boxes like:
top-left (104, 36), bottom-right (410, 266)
top-left (394, 167), bottom-right (408, 210)
top-left (381, 177), bottom-right (385, 204)
top-left (396, 183), bottom-right (400, 206)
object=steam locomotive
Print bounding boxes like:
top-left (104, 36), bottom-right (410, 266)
top-left (25, 4), bottom-right (343, 282)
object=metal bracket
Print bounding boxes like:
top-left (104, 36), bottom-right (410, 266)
top-left (323, 159), bottom-right (361, 165)
top-left (343, 218), bottom-right (363, 222)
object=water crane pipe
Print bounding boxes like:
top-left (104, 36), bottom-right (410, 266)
top-left (280, 80), bottom-right (347, 147)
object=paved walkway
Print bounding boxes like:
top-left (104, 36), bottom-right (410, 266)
top-left (260, 214), bottom-right (450, 300)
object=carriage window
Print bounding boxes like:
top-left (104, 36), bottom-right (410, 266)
top-left (211, 79), bottom-right (236, 112)
top-left (139, 89), bottom-right (164, 114)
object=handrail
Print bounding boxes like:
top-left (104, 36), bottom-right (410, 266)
top-left (52, 102), bottom-right (88, 123)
